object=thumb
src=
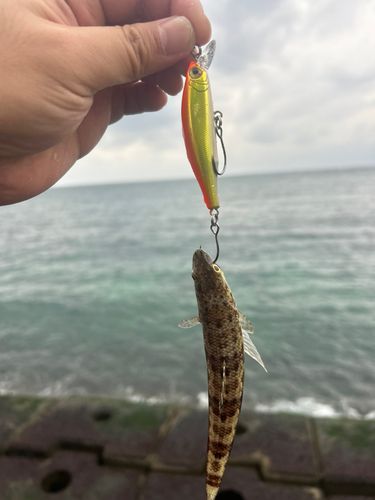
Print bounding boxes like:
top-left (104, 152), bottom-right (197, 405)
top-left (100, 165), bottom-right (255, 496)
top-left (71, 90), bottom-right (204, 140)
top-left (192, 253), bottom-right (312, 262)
top-left (65, 16), bottom-right (195, 94)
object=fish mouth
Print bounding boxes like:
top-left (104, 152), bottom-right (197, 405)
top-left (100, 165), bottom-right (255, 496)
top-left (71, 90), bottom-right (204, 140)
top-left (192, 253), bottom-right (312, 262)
top-left (193, 248), bottom-right (214, 270)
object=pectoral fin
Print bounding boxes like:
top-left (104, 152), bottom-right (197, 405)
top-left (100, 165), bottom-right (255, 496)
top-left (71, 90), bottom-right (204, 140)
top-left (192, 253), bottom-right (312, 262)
top-left (242, 329), bottom-right (267, 372)
top-left (239, 311), bottom-right (254, 334)
top-left (178, 317), bottom-right (200, 328)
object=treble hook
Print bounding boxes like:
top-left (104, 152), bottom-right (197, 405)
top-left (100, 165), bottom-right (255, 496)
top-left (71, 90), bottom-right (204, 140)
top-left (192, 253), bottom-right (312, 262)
top-left (210, 209), bottom-right (220, 263)
top-left (213, 111), bottom-right (227, 176)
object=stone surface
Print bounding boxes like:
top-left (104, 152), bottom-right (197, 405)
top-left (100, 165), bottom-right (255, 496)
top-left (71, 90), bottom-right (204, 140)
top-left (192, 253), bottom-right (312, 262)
top-left (0, 450), bottom-right (142, 500)
top-left (231, 411), bottom-right (317, 479)
top-left (218, 467), bottom-right (322, 500)
top-left (143, 468), bottom-right (322, 500)
top-left (0, 395), bottom-right (52, 450)
top-left (327, 497), bottom-right (375, 500)
top-left (316, 418), bottom-right (375, 484)
top-left (2, 395), bottom-right (375, 500)
top-left (158, 408), bottom-right (208, 471)
top-left (142, 472), bottom-right (206, 500)
top-left (7, 396), bottom-right (169, 461)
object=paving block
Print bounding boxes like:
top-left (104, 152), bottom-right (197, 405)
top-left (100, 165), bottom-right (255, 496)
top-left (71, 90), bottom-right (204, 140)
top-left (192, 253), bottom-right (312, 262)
top-left (158, 409), bottom-right (207, 471)
top-left (327, 497), bottom-right (375, 500)
top-left (142, 467), bottom-right (322, 500)
top-left (142, 472), bottom-right (206, 500)
top-left (218, 467), bottom-right (322, 500)
top-left (230, 412), bottom-right (317, 479)
top-left (0, 450), bottom-right (141, 500)
top-left (0, 395), bottom-right (52, 450)
top-left (316, 418), bottom-right (375, 484)
top-left (7, 396), bottom-right (169, 461)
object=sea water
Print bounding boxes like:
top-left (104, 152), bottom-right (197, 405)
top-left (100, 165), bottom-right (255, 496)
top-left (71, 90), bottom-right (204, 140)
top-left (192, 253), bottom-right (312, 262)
top-left (0, 167), bottom-right (374, 418)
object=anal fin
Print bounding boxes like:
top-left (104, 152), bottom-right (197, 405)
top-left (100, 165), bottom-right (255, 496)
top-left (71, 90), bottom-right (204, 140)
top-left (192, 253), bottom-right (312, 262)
top-left (242, 328), bottom-right (267, 372)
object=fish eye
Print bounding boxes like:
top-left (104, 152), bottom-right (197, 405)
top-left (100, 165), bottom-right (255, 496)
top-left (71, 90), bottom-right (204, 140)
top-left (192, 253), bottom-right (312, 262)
top-left (213, 264), bottom-right (221, 273)
top-left (191, 273), bottom-right (196, 281)
top-left (189, 66), bottom-right (202, 79)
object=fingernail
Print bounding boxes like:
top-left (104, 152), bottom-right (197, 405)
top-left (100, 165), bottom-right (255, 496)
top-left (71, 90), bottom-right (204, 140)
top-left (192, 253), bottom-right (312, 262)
top-left (158, 16), bottom-right (194, 56)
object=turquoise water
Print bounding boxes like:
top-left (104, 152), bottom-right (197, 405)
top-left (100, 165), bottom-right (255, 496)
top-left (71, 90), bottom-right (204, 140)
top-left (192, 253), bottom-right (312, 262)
top-left (1, 167), bottom-right (374, 418)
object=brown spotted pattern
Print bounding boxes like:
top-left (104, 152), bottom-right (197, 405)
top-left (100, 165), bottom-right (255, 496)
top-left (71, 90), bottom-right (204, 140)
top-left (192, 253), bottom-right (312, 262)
top-left (191, 249), bottom-right (245, 500)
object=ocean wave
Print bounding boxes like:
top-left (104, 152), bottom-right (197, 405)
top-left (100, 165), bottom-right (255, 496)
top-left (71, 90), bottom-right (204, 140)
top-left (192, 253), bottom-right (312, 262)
top-left (255, 396), bottom-right (375, 420)
top-left (109, 390), bottom-right (375, 421)
top-left (118, 386), bottom-right (193, 407)
top-left (3, 380), bottom-right (375, 421)
top-left (119, 392), bottom-right (375, 420)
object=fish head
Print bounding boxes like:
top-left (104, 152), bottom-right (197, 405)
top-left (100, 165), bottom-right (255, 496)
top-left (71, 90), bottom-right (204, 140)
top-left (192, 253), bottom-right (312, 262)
top-left (187, 62), bottom-right (210, 92)
top-left (192, 248), bottom-right (226, 294)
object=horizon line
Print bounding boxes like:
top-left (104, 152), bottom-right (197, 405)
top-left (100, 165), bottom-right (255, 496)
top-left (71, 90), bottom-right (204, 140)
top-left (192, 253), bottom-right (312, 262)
top-left (54, 163), bottom-right (375, 190)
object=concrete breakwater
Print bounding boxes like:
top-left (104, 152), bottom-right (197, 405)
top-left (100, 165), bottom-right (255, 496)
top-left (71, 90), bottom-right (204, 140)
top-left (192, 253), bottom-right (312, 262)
top-left (0, 394), bottom-right (375, 499)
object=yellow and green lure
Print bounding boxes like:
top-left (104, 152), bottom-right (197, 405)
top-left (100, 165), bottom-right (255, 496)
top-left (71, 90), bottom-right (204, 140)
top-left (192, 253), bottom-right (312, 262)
top-left (181, 41), bottom-right (226, 262)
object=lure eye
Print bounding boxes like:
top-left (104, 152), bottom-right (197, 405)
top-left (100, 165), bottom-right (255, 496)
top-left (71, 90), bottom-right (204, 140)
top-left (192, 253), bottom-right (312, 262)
top-left (213, 265), bottom-right (221, 273)
top-left (189, 66), bottom-right (202, 79)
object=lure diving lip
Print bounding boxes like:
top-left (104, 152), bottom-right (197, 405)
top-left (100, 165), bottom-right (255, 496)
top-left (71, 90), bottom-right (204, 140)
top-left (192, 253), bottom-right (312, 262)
top-left (181, 41), bottom-right (220, 211)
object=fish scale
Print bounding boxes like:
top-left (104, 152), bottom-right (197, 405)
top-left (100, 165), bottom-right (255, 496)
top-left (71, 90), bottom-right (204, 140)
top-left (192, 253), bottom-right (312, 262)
top-left (203, 287), bottom-right (244, 500)
top-left (179, 249), bottom-right (266, 500)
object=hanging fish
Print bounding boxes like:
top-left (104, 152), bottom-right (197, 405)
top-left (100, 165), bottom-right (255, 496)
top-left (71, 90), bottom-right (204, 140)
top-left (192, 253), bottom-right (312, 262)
top-left (179, 249), bottom-right (266, 500)
top-left (181, 41), bottom-right (226, 212)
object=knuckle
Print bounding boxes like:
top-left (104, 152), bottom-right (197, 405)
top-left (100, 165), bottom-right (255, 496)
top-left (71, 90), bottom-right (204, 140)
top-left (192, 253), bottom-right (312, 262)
top-left (121, 25), bottom-right (152, 80)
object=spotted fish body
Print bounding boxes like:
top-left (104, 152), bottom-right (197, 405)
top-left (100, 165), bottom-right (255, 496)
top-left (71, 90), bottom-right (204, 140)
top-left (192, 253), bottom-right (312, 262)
top-left (179, 249), bottom-right (266, 500)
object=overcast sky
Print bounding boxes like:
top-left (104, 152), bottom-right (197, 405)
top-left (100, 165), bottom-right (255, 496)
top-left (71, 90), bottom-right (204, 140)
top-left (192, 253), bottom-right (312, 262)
top-left (57, 0), bottom-right (375, 187)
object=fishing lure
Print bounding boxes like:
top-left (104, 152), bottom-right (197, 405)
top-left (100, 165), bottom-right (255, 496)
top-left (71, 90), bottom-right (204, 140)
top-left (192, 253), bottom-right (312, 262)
top-left (181, 41), bottom-right (226, 262)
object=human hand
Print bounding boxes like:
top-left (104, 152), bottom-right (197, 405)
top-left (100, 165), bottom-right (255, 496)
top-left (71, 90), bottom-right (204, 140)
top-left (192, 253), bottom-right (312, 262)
top-left (0, 0), bottom-right (211, 205)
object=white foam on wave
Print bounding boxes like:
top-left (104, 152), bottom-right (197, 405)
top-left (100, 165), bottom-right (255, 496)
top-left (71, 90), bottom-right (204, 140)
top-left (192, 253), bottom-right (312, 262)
top-left (255, 396), bottom-right (375, 420)
top-left (364, 410), bottom-right (375, 420)
top-left (117, 388), bottom-right (209, 409)
top-left (118, 386), bottom-right (193, 407)
top-left (0, 380), bottom-right (16, 396)
top-left (197, 391), bottom-right (208, 409)
top-left (118, 390), bottom-right (375, 421)
top-left (38, 383), bottom-right (89, 398)
top-left (117, 390), bottom-right (375, 421)
top-left (7, 382), bottom-right (375, 421)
